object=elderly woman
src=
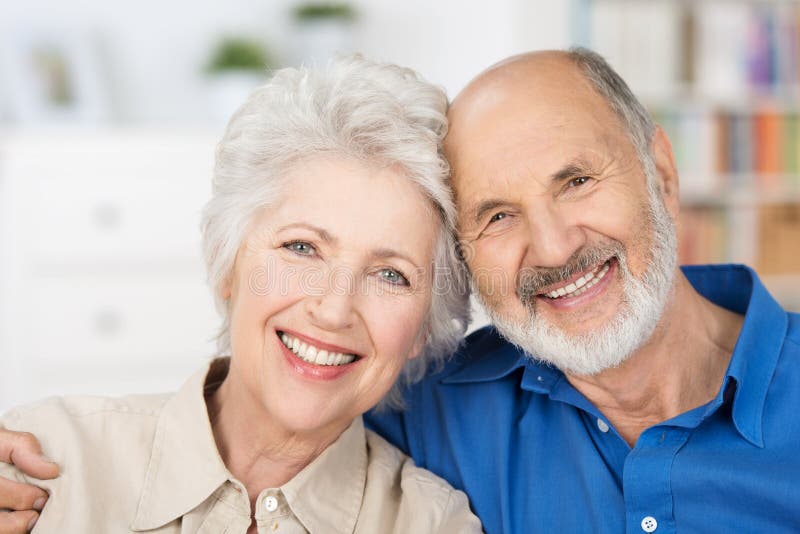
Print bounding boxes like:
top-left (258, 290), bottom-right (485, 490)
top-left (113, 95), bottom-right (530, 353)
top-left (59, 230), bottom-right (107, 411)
top-left (0, 56), bottom-right (481, 533)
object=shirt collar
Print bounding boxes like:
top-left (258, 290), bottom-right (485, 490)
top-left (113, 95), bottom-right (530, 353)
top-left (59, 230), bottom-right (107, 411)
top-left (440, 326), bottom-right (529, 385)
top-left (280, 417), bottom-right (367, 534)
top-left (131, 358), bottom-right (231, 531)
top-left (130, 357), bottom-right (370, 533)
top-left (441, 265), bottom-right (787, 447)
top-left (682, 265), bottom-right (787, 447)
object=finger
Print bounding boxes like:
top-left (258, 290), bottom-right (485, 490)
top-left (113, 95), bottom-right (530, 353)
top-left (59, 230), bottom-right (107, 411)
top-left (0, 477), bottom-right (48, 512)
top-left (0, 431), bottom-right (58, 480)
top-left (0, 510), bottom-right (39, 534)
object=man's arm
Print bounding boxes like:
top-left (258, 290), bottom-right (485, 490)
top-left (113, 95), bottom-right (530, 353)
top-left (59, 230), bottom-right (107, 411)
top-left (0, 428), bottom-right (59, 533)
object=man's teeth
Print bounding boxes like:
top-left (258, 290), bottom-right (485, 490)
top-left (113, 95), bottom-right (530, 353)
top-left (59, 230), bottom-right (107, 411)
top-left (280, 333), bottom-right (357, 366)
top-left (544, 261), bottom-right (611, 299)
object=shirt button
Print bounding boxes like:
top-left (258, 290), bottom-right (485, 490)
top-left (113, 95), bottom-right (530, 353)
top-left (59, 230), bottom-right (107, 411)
top-left (264, 496), bottom-right (279, 512)
top-left (641, 516), bottom-right (658, 532)
top-left (597, 418), bottom-right (610, 433)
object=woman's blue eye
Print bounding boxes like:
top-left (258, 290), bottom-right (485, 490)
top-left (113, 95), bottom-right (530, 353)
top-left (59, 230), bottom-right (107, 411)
top-left (378, 268), bottom-right (409, 286)
top-left (284, 241), bottom-right (315, 255)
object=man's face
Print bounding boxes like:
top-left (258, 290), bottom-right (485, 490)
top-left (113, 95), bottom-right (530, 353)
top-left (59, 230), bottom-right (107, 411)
top-left (446, 59), bottom-right (678, 375)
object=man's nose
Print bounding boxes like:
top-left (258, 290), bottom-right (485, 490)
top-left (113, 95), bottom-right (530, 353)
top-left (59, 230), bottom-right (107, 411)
top-left (522, 205), bottom-right (585, 268)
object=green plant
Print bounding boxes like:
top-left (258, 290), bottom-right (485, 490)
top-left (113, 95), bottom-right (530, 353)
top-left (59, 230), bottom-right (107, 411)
top-left (206, 37), bottom-right (271, 74)
top-left (293, 3), bottom-right (356, 22)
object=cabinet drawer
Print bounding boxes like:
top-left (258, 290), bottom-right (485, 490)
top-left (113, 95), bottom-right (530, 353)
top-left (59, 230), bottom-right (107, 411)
top-left (23, 273), bottom-right (220, 363)
top-left (5, 135), bottom-right (215, 264)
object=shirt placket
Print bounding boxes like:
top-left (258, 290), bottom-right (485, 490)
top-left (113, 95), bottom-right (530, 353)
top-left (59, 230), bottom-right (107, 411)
top-left (254, 489), bottom-right (309, 534)
top-left (195, 483), bottom-right (253, 534)
top-left (623, 427), bottom-right (691, 534)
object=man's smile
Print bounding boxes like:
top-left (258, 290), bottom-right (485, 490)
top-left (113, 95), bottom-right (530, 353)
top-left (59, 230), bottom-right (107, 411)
top-left (539, 259), bottom-right (612, 299)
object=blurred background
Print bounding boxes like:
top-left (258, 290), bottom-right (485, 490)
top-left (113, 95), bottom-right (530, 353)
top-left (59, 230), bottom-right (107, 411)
top-left (1, 0), bottom-right (798, 410)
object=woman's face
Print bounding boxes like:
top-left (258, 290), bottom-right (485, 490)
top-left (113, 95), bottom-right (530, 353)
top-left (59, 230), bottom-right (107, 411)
top-left (223, 157), bottom-right (437, 436)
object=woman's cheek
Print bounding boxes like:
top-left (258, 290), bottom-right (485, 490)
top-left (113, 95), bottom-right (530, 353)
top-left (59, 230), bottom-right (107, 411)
top-left (363, 291), bottom-right (429, 360)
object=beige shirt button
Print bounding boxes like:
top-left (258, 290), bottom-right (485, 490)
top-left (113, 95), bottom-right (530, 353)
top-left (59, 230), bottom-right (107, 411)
top-left (264, 496), bottom-right (279, 512)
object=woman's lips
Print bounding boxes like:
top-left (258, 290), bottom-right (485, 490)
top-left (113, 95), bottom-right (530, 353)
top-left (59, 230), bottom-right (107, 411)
top-left (275, 330), bottom-right (362, 381)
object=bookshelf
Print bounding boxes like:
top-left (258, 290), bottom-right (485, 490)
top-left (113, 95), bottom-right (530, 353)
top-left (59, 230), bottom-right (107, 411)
top-left (580, 0), bottom-right (800, 311)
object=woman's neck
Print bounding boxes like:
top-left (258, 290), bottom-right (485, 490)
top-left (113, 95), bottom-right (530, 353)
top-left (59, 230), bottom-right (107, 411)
top-left (205, 375), bottom-right (345, 510)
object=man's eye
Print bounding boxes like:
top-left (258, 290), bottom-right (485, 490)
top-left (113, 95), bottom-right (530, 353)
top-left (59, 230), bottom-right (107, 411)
top-left (489, 212), bottom-right (507, 223)
top-left (284, 241), bottom-right (316, 256)
top-left (377, 268), bottom-right (409, 286)
top-left (568, 176), bottom-right (592, 187)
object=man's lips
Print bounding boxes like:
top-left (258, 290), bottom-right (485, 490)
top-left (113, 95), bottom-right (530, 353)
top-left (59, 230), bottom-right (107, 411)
top-left (536, 259), bottom-right (613, 299)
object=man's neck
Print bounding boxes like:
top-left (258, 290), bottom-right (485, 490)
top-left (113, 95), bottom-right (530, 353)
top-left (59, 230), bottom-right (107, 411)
top-left (565, 272), bottom-right (744, 447)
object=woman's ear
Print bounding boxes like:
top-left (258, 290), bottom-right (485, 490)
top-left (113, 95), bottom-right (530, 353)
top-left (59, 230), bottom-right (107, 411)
top-left (408, 328), bottom-right (428, 360)
top-left (220, 277), bottom-right (232, 301)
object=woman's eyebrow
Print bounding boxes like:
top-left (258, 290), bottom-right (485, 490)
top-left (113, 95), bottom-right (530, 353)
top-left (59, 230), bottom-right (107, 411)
top-left (276, 222), bottom-right (337, 244)
top-left (370, 248), bottom-right (419, 268)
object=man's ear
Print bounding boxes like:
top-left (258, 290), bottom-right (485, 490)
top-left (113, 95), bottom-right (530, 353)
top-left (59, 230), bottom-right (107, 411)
top-left (651, 125), bottom-right (680, 219)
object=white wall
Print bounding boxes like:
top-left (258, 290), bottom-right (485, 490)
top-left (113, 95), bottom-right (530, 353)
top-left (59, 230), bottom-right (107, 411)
top-left (0, 0), bottom-right (575, 124)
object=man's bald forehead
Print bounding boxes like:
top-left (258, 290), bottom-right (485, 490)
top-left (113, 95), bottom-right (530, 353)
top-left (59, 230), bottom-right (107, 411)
top-left (450, 50), bottom-right (584, 113)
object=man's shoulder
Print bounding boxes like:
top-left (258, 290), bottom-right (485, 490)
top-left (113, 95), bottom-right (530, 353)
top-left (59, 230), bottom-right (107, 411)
top-left (786, 311), bottom-right (800, 346)
top-left (431, 325), bottom-right (518, 380)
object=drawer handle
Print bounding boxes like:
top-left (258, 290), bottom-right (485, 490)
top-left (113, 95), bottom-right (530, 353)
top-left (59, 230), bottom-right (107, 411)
top-left (92, 203), bottom-right (121, 230)
top-left (93, 309), bottom-right (122, 336)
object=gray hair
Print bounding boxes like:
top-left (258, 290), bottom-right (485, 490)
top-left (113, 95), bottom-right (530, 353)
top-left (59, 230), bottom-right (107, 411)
top-left (567, 47), bottom-right (658, 184)
top-left (200, 55), bottom-right (471, 410)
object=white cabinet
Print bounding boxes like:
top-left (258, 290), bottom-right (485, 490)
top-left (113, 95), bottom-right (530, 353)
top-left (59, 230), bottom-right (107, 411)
top-left (0, 130), bottom-right (222, 411)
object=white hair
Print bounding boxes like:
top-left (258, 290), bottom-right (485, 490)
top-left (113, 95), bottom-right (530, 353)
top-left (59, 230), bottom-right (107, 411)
top-left (200, 55), bottom-right (471, 409)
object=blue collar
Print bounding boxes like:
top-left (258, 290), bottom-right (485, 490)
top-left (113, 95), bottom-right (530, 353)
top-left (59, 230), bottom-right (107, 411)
top-left (442, 265), bottom-right (787, 447)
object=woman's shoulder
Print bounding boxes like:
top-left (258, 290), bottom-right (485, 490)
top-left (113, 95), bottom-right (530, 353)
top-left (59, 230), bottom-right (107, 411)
top-left (363, 429), bottom-right (483, 533)
top-left (4, 392), bottom-right (170, 420)
top-left (0, 393), bottom-right (175, 531)
top-left (0, 393), bottom-right (171, 482)
top-left (2, 392), bottom-right (170, 437)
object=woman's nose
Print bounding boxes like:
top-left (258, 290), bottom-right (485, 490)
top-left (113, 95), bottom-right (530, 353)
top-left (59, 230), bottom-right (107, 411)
top-left (305, 287), bottom-right (356, 331)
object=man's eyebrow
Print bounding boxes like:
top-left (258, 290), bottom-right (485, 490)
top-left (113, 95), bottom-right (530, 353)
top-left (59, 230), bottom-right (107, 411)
top-left (551, 158), bottom-right (595, 183)
top-left (470, 199), bottom-right (510, 226)
top-left (276, 223), bottom-right (337, 243)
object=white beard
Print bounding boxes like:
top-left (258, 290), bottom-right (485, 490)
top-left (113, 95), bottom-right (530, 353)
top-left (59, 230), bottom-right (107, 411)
top-left (479, 183), bottom-right (678, 376)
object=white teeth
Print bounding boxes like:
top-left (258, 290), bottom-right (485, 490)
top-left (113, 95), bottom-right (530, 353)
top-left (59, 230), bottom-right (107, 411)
top-left (278, 332), bottom-right (358, 367)
top-left (544, 261), bottom-right (611, 299)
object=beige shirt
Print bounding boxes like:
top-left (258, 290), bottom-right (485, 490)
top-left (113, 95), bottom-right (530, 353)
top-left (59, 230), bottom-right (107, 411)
top-left (0, 359), bottom-right (482, 534)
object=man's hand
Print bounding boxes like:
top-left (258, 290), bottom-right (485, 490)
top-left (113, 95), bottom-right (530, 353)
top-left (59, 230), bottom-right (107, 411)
top-left (0, 429), bottom-right (59, 533)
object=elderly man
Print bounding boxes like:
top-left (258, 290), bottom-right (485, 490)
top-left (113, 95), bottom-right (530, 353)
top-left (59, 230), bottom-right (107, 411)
top-left (1, 49), bottom-right (799, 534)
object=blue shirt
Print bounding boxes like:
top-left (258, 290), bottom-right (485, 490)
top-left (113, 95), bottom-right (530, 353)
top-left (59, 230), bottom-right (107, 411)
top-left (366, 265), bottom-right (800, 534)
